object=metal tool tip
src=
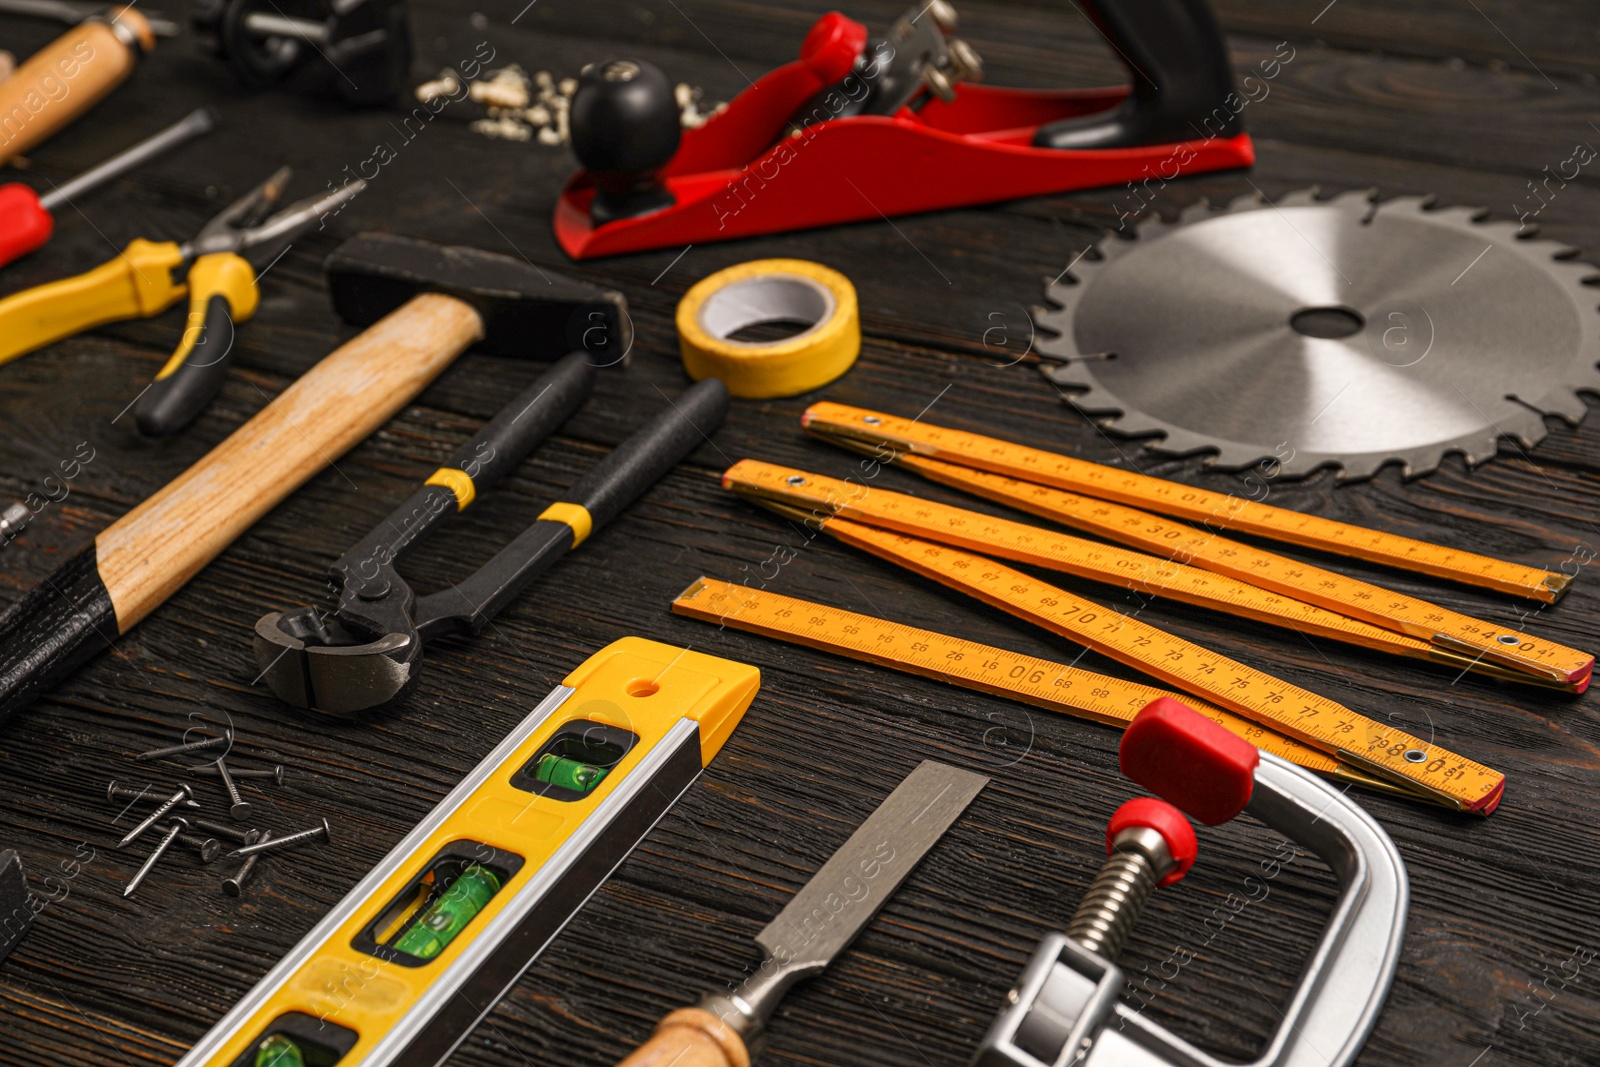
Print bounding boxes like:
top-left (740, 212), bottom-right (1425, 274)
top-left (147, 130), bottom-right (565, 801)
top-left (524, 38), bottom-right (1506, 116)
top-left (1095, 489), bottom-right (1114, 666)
top-left (265, 165), bottom-right (293, 196)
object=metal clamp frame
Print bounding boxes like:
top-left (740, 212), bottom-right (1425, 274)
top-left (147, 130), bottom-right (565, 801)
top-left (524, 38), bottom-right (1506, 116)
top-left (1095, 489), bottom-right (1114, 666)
top-left (974, 751), bottom-right (1408, 1067)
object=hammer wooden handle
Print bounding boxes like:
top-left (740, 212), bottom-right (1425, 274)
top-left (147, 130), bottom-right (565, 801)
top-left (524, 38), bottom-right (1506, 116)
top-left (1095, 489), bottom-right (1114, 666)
top-left (99, 293), bottom-right (484, 629)
top-left (0, 292), bottom-right (483, 720)
top-left (0, 8), bottom-right (152, 167)
top-left (616, 1008), bottom-right (751, 1067)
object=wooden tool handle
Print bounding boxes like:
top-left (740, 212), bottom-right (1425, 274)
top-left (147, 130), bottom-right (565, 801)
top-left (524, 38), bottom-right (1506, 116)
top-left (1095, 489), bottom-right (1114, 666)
top-left (0, 10), bottom-right (150, 167)
top-left (0, 294), bottom-right (483, 723)
top-left (98, 292), bottom-right (484, 630)
top-left (616, 1008), bottom-right (751, 1067)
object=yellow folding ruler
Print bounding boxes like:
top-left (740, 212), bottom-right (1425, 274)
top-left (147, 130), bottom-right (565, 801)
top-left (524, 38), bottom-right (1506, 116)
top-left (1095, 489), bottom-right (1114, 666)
top-left (801, 401), bottom-right (1576, 604)
top-left (720, 466), bottom-right (1504, 813)
top-left (795, 405), bottom-right (1592, 692)
top-left (725, 459), bottom-right (1581, 690)
top-left (673, 577), bottom-right (1416, 801)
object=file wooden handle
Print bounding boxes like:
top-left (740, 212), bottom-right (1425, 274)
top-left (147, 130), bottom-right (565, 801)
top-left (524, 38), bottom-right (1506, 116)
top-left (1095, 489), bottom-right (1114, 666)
top-left (0, 9), bottom-right (152, 166)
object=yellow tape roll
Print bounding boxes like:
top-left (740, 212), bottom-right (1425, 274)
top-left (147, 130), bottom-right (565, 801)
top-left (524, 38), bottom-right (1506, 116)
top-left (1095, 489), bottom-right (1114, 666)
top-left (676, 259), bottom-right (859, 399)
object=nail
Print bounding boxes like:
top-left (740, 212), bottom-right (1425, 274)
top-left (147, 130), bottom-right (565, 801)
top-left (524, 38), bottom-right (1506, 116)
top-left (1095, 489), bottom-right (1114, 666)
top-left (213, 758), bottom-right (252, 820)
top-left (168, 827), bottom-right (223, 864)
top-left (223, 831), bottom-right (270, 896)
top-left (125, 819), bottom-right (187, 897)
top-left (189, 818), bottom-right (260, 845)
top-left (190, 764), bottom-right (285, 785)
top-left (117, 785), bottom-right (194, 849)
top-left (107, 781), bottom-right (201, 809)
top-left (135, 731), bottom-right (232, 761)
top-left (227, 817), bottom-right (330, 859)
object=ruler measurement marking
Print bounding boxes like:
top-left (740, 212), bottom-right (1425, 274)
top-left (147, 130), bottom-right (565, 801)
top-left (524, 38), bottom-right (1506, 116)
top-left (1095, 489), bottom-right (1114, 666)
top-left (673, 577), bottom-right (1361, 780)
top-left (728, 461), bottom-right (1573, 690)
top-left (818, 519), bottom-right (1502, 811)
top-left (802, 402), bottom-right (1571, 604)
top-left (904, 457), bottom-right (1588, 685)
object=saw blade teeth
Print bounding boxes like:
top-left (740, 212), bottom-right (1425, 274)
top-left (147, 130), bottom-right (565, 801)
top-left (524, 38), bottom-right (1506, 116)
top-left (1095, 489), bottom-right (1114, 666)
top-left (1134, 215), bottom-right (1171, 240)
top-left (1177, 198), bottom-right (1214, 224)
top-left (1331, 186), bottom-right (1378, 208)
top-left (1034, 334), bottom-right (1080, 362)
top-left (1432, 204), bottom-right (1491, 227)
top-left (1102, 411), bottom-right (1169, 438)
top-left (1064, 386), bottom-right (1126, 417)
top-left (1095, 236), bottom-right (1136, 262)
top-left (1520, 389), bottom-right (1587, 424)
top-left (1474, 218), bottom-right (1528, 242)
top-left (1277, 187), bottom-right (1322, 208)
top-left (1375, 194), bottom-right (1435, 217)
top-left (1141, 427), bottom-right (1215, 455)
top-left (1493, 409), bottom-right (1548, 451)
top-left (1335, 455), bottom-right (1387, 483)
top-left (1038, 361), bottom-right (1092, 389)
top-left (1040, 280), bottom-right (1070, 306)
top-left (1202, 443), bottom-right (1272, 470)
top-left (1398, 447), bottom-right (1450, 480)
top-left (1226, 190), bottom-right (1268, 213)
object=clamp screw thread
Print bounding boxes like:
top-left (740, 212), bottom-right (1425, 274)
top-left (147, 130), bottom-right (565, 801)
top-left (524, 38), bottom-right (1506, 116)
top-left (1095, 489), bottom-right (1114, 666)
top-left (1065, 848), bottom-right (1158, 961)
top-left (1065, 823), bottom-right (1176, 961)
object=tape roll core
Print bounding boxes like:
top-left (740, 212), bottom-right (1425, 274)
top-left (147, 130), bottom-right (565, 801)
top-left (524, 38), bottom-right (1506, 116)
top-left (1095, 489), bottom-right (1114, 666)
top-left (677, 259), bottom-right (859, 399)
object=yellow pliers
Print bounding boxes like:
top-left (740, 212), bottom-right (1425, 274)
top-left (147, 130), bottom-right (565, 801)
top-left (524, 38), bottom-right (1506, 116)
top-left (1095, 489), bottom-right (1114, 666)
top-left (0, 167), bottom-right (365, 435)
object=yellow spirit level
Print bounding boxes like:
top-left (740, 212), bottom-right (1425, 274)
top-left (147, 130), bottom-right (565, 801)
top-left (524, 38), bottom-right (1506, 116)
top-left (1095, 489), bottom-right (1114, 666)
top-left (176, 638), bottom-right (760, 1067)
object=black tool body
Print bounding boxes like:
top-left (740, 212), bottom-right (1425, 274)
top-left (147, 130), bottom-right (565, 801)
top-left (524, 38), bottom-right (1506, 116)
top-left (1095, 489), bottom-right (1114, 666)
top-left (255, 373), bottom-right (730, 714)
top-left (417, 375), bottom-right (730, 637)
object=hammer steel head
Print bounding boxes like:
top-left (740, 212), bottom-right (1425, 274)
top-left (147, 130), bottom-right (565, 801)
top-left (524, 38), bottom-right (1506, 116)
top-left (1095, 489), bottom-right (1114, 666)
top-left (325, 233), bottom-right (632, 365)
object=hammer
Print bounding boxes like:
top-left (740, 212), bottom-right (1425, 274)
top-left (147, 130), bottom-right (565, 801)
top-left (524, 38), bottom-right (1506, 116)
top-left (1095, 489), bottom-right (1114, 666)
top-left (0, 233), bottom-right (628, 723)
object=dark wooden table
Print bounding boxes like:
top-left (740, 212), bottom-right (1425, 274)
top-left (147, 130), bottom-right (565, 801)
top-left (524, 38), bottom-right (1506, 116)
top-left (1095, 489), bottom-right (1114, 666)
top-left (0, 1), bottom-right (1597, 1064)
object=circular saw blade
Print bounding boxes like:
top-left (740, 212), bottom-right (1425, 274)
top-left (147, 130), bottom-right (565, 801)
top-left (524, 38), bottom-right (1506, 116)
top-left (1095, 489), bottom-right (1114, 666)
top-left (1036, 189), bottom-right (1600, 480)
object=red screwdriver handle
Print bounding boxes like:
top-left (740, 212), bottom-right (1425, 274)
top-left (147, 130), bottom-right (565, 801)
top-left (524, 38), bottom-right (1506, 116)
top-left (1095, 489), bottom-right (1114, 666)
top-left (1120, 697), bottom-right (1260, 826)
top-left (0, 184), bottom-right (53, 268)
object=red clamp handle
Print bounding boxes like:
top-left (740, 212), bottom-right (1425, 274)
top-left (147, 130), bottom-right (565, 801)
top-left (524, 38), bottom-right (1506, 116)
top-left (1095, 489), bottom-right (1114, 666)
top-left (0, 183), bottom-right (53, 269)
top-left (1120, 697), bottom-right (1260, 826)
top-left (1107, 797), bottom-right (1197, 887)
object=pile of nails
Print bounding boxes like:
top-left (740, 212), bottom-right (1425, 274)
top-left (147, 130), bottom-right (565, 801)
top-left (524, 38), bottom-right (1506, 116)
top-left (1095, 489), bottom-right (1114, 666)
top-left (107, 730), bottom-right (331, 898)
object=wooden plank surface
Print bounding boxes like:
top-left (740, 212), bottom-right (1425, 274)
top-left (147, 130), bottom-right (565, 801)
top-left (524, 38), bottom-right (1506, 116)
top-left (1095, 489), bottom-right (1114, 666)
top-left (0, 1), bottom-right (1596, 1066)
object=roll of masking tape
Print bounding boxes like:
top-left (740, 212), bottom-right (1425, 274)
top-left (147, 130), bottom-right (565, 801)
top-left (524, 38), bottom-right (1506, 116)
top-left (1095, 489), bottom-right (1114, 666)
top-left (676, 259), bottom-right (859, 399)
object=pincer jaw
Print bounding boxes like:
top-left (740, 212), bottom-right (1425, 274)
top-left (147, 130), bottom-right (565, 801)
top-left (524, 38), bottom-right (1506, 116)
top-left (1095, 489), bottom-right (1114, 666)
top-left (252, 609), bottom-right (420, 716)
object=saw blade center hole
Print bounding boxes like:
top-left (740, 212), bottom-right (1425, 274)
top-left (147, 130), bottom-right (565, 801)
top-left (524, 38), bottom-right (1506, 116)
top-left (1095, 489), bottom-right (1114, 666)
top-left (1289, 306), bottom-right (1366, 340)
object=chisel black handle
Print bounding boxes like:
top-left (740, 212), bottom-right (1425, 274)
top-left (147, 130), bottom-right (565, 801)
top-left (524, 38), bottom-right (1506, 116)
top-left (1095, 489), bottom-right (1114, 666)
top-left (336, 352), bottom-right (597, 583)
top-left (414, 378), bottom-right (730, 637)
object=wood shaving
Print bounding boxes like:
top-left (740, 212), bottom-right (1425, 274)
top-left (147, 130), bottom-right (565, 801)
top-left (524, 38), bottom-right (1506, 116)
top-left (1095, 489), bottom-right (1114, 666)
top-left (417, 65), bottom-right (724, 146)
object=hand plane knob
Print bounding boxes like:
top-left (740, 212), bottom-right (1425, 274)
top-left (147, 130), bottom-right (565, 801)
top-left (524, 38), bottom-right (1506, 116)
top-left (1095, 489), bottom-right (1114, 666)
top-left (569, 58), bottom-right (681, 224)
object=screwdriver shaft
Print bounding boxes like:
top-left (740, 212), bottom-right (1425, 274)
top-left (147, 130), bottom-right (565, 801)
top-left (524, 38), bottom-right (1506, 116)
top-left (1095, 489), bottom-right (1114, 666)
top-left (39, 108), bottom-right (217, 212)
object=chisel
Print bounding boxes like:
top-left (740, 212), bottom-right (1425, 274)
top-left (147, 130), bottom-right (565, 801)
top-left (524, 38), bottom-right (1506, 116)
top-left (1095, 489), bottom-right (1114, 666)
top-left (615, 759), bottom-right (989, 1066)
